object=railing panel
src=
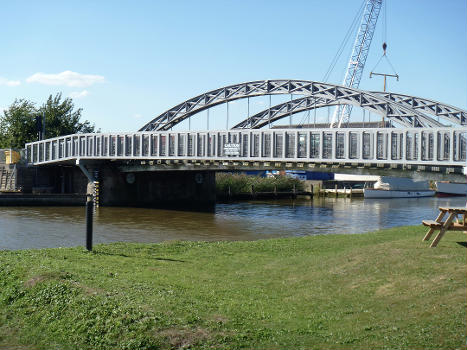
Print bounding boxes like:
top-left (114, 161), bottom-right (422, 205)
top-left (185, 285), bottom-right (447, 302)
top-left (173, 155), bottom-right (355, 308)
top-left (142, 135), bottom-right (149, 156)
top-left (391, 132), bottom-right (400, 160)
top-left (39, 143), bottom-right (44, 162)
top-left (111, 136), bottom-right (117, 156)
top-left (457, 131), bottom-right (466, 161)
top-left (115, 136), bottom-right (122, 156)
top-left (59, 139), bottom-right (64, 158)
top-left (197, 134), bottom-right (205, 157)
top-left (310, 133), bottom-right (320, 159)
top-left (437, 132), bottom-right (450, 161)
top-left (87, 136), bottom-right (94, 157)
top-left (421, 132), bottom-right (433, 161)
top-left (349, 132), bottom-right (358, 159)
top-left (28, 145), bottom-right (33, 163)
top-left (297, 133), bottom-right (307, 158)
top-left (133, 135), bottom-right (140, 156)
top-left (322, 132), bottom-right (332, 159)
top-left (151, 135), bottom-right (158, 156)
top-left (218, 134), bottom-right (226, 157)
top-left (285, 132), bottom-right (295, 158)
top-left (252, 133), bottom-right (260, 157)
top-left (336, 132), bottom-right (345, 159)
top-left (186, 134), bottom-right (193, 156)
top-left (178, 134), bottom-right (186, 156)
top-left (51, 141), bottom-right (57, 160)
top-left (262, 133), bottom-right (271, 157)
top-left (96, 137), bottom-right (101, 157)
top-left (274, 133), bottom-right (283, 158)
top-left (242, 134), bottom-right (249, 157)
top-left (376, 132), bottom-right (388, 160)
top-left (168, 134), bottom-right (175, 156)
top-left (159, 135), bottom-right (166, 156)
top-left (362, 132), bottom-right (372, 159)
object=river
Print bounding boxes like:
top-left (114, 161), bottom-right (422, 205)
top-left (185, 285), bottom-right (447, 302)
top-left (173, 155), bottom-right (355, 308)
top-left (1, 196), bottom-right (466, 250)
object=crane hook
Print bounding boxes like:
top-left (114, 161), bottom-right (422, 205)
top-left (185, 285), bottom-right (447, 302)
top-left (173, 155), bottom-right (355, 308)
top-left (382, 42), bottom-right (387, 56)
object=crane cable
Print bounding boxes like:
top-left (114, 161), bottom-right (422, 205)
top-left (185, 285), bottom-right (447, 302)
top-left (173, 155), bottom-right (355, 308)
top-left (314, 1), bottom-right (366, 128)
top-left (370, 0), bottom-right (398, 77)
top-left (322, 0), bottom-right (366, 82)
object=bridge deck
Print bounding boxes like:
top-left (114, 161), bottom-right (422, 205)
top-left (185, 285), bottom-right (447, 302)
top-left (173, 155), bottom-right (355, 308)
top-left (25, 128), bottom-right (466, 175)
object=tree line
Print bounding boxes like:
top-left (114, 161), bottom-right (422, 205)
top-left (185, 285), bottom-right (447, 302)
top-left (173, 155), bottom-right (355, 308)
top-left (0, 93), bottom-right (96, 149)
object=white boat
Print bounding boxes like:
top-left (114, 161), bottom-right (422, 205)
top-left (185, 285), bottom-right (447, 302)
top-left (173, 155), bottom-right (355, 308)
top-left (364, 189), bottom-right (435, 198)
top-left (364, 176), bottom-right (435, 198)
top-left (435, 182), bottom-right (467, 197)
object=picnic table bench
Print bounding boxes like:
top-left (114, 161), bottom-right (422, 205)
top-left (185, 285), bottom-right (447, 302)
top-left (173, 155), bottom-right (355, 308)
top-left (422, 206), bottom-right (467, 247)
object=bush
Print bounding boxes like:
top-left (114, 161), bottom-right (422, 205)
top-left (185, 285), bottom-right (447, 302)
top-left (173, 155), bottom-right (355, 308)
top-left (216, 173), bottom-right (303, 195)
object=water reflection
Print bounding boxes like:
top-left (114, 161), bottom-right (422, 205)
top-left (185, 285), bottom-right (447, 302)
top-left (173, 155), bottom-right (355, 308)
top-left (0, 196), bottom-right (466, 250)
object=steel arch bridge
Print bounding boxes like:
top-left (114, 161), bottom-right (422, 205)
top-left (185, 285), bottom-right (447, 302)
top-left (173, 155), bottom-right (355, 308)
top-left (25, 79), bottom-right (467, 181)
top-left (138, 80), bottom-right (467, 131)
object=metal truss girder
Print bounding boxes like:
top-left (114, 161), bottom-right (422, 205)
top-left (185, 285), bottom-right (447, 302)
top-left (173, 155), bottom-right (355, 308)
top-left (373, 92), bottom-right (467, 125)
top-left (231, 96), bottom-right (431, 129)
top-left (233, 91), bottom-right (450, 129)
top-left (139, 80), bottom-right (447, 131)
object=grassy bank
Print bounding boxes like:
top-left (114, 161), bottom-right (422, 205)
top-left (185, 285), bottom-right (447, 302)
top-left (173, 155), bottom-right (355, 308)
top-left (0, 226), bottom-right (465, 349)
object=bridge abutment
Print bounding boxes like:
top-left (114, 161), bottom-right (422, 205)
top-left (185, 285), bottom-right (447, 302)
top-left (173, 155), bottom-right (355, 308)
top-left (95, 167), bottom-right (216, 212)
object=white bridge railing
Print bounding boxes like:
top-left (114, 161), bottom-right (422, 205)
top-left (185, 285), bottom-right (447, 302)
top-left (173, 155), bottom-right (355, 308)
top-left (26, 128), bottom-right (467, 168)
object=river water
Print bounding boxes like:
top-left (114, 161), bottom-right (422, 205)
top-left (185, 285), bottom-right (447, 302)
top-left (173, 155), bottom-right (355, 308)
top-left (1, 196), bottom-right (466, 250)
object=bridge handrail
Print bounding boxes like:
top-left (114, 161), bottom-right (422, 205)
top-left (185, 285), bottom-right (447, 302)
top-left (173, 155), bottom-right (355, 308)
top-left (26, 128), bottom-right (467, 171)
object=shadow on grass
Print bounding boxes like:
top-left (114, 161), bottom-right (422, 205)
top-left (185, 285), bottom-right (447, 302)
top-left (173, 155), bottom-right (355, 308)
top-left (92, 250), bottom-right (186, 262)
top-left (456, 242), bottom-right (467, 248)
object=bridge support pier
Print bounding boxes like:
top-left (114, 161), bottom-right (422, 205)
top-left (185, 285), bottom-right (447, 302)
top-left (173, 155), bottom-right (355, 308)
top-left (97, 168), bottom-right (216, 212)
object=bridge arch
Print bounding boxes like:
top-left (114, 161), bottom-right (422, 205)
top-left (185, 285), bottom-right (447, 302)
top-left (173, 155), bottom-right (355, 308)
top-left (231, 96), bottom-right (442, 129)
top-left (232, 92), bottom-right (466, 129)
top-left (138, 80), bottom-right (441, 131)
top-left (373, 92), bottom-right (466, 126)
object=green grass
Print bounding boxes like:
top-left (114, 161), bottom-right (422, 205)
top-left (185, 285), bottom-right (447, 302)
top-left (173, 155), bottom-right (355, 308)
top-left (0, 226), bottom-right (465, 349)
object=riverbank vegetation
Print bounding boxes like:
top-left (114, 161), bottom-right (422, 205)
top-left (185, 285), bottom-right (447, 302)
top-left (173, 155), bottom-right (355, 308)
top-left (0, 226), bottom-right (465, 349)
top-left (216, 173), bottom-right (304, 196)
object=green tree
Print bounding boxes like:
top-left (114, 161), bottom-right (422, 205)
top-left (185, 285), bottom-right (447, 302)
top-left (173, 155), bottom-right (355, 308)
top-left (40, 93), bottom-right (95, 139)
top-left (0, 99), bottom-right (37, 149)
top-left (0, 93), bottom-right (96, 149)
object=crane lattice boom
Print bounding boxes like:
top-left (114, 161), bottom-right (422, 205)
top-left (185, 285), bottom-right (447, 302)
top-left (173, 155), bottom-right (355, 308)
top-left (331, 0), bottom-right (382, 128)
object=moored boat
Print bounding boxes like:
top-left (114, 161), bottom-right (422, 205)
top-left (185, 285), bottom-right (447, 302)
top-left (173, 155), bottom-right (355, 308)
top-left (364, 189), bottom-right (435, 198)
top-left (364, 176), bottom-right (435, 199)
top-left (435, 182), bottom-right (467, 197)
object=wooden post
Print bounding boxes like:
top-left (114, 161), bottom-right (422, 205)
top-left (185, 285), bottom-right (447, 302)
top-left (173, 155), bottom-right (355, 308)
top-left (335, 184), bottom-right (338, 198)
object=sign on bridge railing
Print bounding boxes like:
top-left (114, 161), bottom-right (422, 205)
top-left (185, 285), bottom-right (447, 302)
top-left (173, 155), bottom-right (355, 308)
top-left (223, 143), bottom-right (241, 156)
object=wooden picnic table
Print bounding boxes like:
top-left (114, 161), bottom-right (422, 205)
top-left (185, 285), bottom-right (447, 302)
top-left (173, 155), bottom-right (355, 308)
top-left (422, 206), bottom-right (467, 247)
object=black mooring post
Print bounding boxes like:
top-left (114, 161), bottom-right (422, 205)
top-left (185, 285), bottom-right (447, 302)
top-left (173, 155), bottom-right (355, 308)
top-left (86, 197), bottom-right (93, 251)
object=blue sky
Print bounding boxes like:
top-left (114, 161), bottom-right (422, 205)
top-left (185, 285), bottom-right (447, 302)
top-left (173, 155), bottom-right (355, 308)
top-left (1, 0), bottom-right (466, 132)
